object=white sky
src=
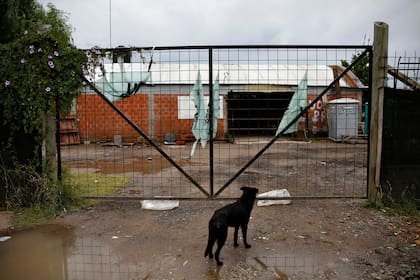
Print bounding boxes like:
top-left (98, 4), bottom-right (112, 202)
top-left (38, 0), bottom-right (419, 56)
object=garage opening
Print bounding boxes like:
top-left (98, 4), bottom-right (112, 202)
top-left (227, 91), bottom-right (294, 135)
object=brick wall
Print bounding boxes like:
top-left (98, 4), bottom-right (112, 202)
top-left (76, 91), bottom-right (360, 142)
top-left (76, 93), bottom-right (224, 143)
top-left (77, 94), bottom-right (149, 142)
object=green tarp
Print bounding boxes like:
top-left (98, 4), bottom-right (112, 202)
top-left (275, 71), bottom-right (308, 135)
top-left (190, 71), bottom-right (220, 157)
top-left (94, 58), bottom-right (151, 102)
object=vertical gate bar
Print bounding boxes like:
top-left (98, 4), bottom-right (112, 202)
top-left (208, 47), bottom-right (214, 197)
top-left (214, 47), bottom-right (371, 197)
top-left (80, 75), bottom-right (210, 197)
top-left (367, 45), bottom-right (373, 199)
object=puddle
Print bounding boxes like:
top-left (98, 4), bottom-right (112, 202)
top-left (0, 224), bottom-right (75, 280)
top-left (66, 156), bottom-right (175, 174)
top-left (0, 225), bottom-right (147, 280)
top-left (65, 156), bottom-right (202, 175)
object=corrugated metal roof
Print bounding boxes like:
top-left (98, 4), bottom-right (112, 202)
top-left (95, 63), bottom-right (359, 87)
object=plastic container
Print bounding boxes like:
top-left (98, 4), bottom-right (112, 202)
top-left (328, 98), bottom-right (360, 141)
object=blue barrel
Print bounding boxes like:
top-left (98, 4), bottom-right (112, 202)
top-left (364, 102), bottom-right (369, 135)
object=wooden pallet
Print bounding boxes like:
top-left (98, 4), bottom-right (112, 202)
top-left (60, 116), bottom-right (80, 145)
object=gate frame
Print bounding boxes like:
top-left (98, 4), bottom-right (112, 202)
top-left (63, 44), bottom-right (373, 200)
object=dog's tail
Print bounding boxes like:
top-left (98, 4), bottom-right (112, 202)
top-left (204, 221), bottom-right (215, 258)
top-left (204, 246), bottom-right (211, 258)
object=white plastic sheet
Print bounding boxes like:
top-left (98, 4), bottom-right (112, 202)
top-left (0, 236), bottom-right (11, 242)
top-left (257, 189), bottom-right (292, 207)
top-left (141, 200), bottom-right (179, 211)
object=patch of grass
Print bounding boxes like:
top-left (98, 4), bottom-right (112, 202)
top-left (364, 199), bottom-right (420, 219)
top-left (11, 171), bottom-right (131, 229)
top-left (12, 206), bottom-right (56, 228)
top-left (64, 172), bottom-right (131, 197)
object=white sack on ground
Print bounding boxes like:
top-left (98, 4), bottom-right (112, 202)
top-left (257, 189), bottom-right (292, 206)
top-left (141, 199), bottom-right (179, 210)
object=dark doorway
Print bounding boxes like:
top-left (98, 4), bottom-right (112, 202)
top-left (226, 91), bottom-right (294, 135)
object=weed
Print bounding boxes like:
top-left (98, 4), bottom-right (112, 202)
top-left (6, 167), bottom-right (131, 229)
top-left (364, 199), bottom-right (420, 219)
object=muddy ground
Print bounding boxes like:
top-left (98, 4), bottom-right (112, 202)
top-left (1, 140), bottom-right (418, 279)
top-left (1, 198), bottom-right (419, 279)
top-left (60, 139), bottom-right (368, 199)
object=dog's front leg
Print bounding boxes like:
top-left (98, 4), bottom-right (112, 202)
top-left (233, 226), bottom-right (239, 247)
top-left (241, 223), bottom-right (251, 248)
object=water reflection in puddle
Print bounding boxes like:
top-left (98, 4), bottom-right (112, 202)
top-left (0, 224), bottom-right (75, 280)
top-left (0, 224), bottom-right (144, 280)
top-left (0, 224), bottom-right (319, 279)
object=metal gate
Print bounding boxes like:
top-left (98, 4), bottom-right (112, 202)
top-left (60, 45), bottom-right (372, 200)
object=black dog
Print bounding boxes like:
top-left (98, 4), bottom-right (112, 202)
top-left (204, 187), bottom-right (258, 265)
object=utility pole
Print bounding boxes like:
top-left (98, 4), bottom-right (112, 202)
top-left (368, 22), bottom-right (388, 204)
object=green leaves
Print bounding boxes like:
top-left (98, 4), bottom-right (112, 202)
top-left (341, 53), bottom-right (369, 86)
top-left (0, 3), bottom-right (84, 139)
top-left (0, 1), bottom-right (86, 208)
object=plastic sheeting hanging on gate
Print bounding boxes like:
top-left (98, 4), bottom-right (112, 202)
top-left (94, 56), bottom-right (152, 102)
top-left (190, 71), bottom-right (220, 157)
top-left (276, 71), bottom-right (308, 135)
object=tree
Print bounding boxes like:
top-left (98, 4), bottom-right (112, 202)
top-left (341, 53), bottom-right (369, 86)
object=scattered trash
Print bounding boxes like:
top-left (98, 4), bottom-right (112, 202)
top-left (183, 260), bottom-right (189, 267)
top-left (111, 236), bottom-right (118, 240)
top-left (253, 256), bottom-right (268, 270)
top-left (164, 133), bottom-right (176, 145)
top-left (114, 135), bottom-right (122, 146)
top-left (257, 189), bottom-right (292, 206)
top-left (273, 266), bottom-right (289, 280)
top-left (141, 199), bottom-right (179, 211)
top-left (0, 236), bottom-right (11, 242)
top-left (341, 257), bottom-right (350, 263)
top-left (127, 189), bottom-right (142, 195)
top-left (256, 236), bottom-right (269, 240)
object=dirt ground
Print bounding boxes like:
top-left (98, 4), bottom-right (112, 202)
top-left (44, 198), bottom-right (418, 280)
top-left (1, 140), bottom-right (418, 279)
top-left (60, 139), bottom-right (368, 199)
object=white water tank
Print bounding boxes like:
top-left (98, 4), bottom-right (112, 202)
top-left (328, 98), bottom-right (360, 141)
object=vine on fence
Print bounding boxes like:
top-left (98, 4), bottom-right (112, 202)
top-left (0, 3), bottom-right (85, 209)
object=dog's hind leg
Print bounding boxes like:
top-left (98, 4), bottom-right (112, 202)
top-left (241, 223), bottom-right (251, 248)
top-left (214, 228), bottom-right (228, 266)
top-left (233, 226), bottom-right (240, 247)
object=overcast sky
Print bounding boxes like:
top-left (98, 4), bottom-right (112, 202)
top-left (38, 0), bottom-right (419, 56)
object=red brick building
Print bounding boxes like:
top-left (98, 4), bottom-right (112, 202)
top-left (75, 63), bottom-right (365, 143)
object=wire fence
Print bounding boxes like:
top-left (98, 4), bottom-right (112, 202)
top-left (60, 45), bottom-right (370, 200)
top-left (387, 53), bottom-right (420, 90)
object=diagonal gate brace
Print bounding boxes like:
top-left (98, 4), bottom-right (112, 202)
top-left (81, 75), bottom-right (210, 198)
top-left (214, 48), bottom-right (371, 197)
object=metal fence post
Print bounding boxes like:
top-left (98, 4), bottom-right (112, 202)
top-left (208, 47), bottom-right (214, 197)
